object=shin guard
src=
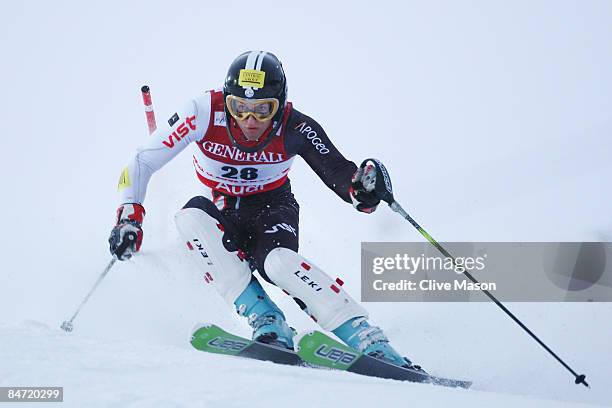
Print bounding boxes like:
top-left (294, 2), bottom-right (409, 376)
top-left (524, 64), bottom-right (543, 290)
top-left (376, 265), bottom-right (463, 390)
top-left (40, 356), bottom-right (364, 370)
top-left (264, 247), bottom-right (367, 331)
top-left (175, 204), bottom-right (251, 306)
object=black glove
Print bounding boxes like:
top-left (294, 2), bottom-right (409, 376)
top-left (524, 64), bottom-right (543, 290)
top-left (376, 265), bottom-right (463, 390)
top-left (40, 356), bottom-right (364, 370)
top-left (109, 203), bottom-right (145, 260)
top-left (349, 163), bottom-right (380, 213)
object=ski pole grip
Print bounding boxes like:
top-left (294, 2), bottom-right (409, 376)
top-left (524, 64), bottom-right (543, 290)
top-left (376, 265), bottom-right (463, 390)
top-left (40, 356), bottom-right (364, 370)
top-left (141, 85), bottom-right (157, 135)
top-left (359, 158), bottom-right (395, 205)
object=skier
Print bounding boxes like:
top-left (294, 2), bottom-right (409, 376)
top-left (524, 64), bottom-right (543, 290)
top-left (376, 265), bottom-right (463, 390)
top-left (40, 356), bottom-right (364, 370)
top-left (109, 51), bottom-right (421, 370)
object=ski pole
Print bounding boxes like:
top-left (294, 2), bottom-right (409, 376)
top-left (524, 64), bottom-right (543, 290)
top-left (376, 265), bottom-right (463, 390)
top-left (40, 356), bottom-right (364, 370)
top-left (61, 232), bottom-right (136, 332)
top-left (141, 85), bottom-right (157, 135)
top-left (361, 158), bottom-right (589, 388)
top-left (62, 87), bottom-right (153, 333)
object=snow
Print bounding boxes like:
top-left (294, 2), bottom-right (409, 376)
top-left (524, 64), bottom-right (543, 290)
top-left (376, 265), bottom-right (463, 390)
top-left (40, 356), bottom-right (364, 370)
top-left (0, 321), bottom-right (603, 408)
top-left (1, 1), bottom-right (612, 407)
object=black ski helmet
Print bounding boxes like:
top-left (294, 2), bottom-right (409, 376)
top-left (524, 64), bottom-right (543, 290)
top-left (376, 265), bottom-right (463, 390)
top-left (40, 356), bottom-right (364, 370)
top-left (223, 51), bottom-right (288, 153)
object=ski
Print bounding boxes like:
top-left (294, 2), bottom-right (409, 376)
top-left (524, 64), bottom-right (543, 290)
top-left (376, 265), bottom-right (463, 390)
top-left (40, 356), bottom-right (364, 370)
top-left (192, 324), bottom-right (472, 388)
top-left (190, 323), bottom-right (303, 366)
top-left (296, 330), bottom-right (472, 389)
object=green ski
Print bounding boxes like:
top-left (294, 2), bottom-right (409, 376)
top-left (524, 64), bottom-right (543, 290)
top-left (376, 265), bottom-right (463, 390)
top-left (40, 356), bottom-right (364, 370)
top-left (296, 330), bottom-right (472, 389)
top-left (191, 323), bottom-right (303, 366)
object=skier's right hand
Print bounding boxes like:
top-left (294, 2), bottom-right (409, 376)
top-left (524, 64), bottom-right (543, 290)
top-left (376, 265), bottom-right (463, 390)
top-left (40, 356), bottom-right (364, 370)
top-left (109, 203), bottom-right (145, 260)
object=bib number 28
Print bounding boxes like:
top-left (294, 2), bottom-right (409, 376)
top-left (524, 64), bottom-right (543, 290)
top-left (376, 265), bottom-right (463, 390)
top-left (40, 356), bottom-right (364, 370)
top-left (221, 166), bottom-right (259, 180)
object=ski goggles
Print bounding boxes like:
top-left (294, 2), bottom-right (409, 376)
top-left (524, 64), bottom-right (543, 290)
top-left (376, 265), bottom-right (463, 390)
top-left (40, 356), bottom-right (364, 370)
top-left (226, 95), bottom-right (279, 122)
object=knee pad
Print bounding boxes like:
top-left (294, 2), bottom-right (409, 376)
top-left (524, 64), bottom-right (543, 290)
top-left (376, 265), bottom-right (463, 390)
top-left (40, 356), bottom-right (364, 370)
top-left (175, 197), bottom-right (251, 306)
top-left (263, 247), bottom-right (368, 331)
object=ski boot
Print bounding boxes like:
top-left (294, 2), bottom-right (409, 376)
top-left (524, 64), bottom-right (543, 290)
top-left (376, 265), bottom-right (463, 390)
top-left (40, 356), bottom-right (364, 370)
top-left (333, 317), bottom-right (425, 372)
top-left (234, 277), bottom-right (295, 350)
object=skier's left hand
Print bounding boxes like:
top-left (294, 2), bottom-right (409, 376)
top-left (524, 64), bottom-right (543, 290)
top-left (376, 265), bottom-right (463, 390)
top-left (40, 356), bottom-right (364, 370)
top-left (350, 163), bottom-right (380, 213)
